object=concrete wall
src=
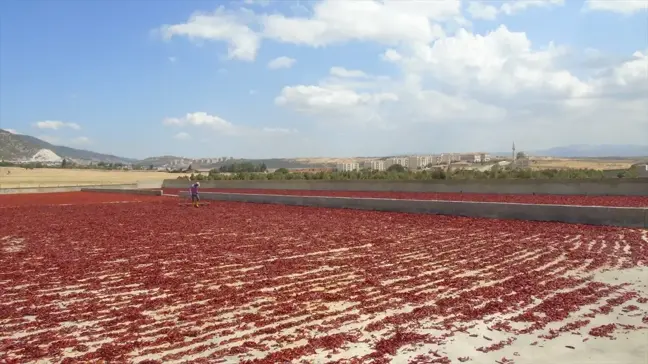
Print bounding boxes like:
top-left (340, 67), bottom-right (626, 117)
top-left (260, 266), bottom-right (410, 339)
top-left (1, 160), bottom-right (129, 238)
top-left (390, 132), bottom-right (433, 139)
top-left (179, 191), bottom-right (647, 228)
top-left (136, 180), bottom-right (163, 189)
top-left (165, 178), bottom-right (648, 196)
top-left (0, 184), bottom-right (137, 195)
top-left (81, 188), bottom-right (163, 196)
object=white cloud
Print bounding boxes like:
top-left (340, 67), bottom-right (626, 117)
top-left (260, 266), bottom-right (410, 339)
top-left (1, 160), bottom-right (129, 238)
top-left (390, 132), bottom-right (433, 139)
top-left (5, 128), bottom-right (18, 134)
top-left (261, 0), bottom-right (461, 48)
top-left (163, 111), bottom-right (295, 137)
top-left (157, 2), bottom-right (648, 153)
top-left (468, 0), bottom-right (565, 20)
top-left (275, 21), bottom-right (647, 149)
top-left (173, 132), bottom-right (191, 140)
top-left (158, 7), bottom-right (260, 61)
top-left (381, 49), bottom-right (403, 62)
top-left (34, 120), bottom-right (81, 130)
top-left (467, 2), bottom-right (499, 20)
top-left (276, 85), bottom-right (398, 110)
top-left (583, 0), bottom-right (648, 14)
top-left (243, 0), bottom-right (270, 6)
top-left (158, 1), bottom-right (465, 62)
top-left (275, 77), bottom-right (400, 129)
top-left (392, 25), bottom-right (590, 98)
top-left (262, 127), bottom-right (298, 134)
top-left (500, 0), bottom-right (564, 15)
top-left (267, 56), bottom-right (296, 70)
top-left (587, 49), bottom-right (648, 98)
top-left (329, 67), bottom-right (369, 78)
top-left (163, 112), bottom-right (235, 133)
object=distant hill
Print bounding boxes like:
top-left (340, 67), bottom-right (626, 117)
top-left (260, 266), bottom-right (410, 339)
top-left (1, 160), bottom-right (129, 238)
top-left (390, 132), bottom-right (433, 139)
top-left (0, 129), bottom-right (136, 163)
top-left (137, 155), bottom-right (189, 167)
top-left (531, 145), bottom-right (648, 158)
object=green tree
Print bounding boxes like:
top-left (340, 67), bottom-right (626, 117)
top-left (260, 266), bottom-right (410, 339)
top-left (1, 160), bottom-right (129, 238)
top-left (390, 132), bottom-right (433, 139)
top-left (61, 159), bottom-right (68, 168)
top-left (386, 164), bottom-right (406, 173)
top-left (198, 164), bottom-right (619, 182)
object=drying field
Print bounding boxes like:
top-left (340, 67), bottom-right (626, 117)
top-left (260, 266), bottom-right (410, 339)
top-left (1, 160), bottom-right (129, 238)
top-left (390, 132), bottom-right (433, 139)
top-left (0, 167), bottom-right (179, 188)
top-left (163, 188), bottom-right (648, 207)
top-left (1, 192), bottom-right (648, 363)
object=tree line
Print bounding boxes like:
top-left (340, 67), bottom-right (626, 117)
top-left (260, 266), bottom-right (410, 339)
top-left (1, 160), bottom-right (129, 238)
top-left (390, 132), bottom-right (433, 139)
top-left (0, 160), bottom-right (156, 170)
top-left (177, 162), bottom-right (643, 181)
top-left (218, 162), bottom-right (268, 173)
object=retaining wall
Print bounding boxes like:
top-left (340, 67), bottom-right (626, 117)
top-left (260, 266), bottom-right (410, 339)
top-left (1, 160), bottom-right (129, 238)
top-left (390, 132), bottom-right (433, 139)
top-left (81, 188), bottom-right (163, 196)
top-left (164, 179), bottom-right (648, 196)
top-left (136, 180), bottom-right (163, 189)
top-left (0, 184), bottom-right (138, 195)
top-left (179, 191), bottom-right (647, 228)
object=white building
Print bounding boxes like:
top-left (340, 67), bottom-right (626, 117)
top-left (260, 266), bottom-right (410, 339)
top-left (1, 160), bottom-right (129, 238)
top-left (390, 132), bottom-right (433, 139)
top-left (362, 160), bottom-right (386, 171)
top-left (336, 162), bottom-right (360, 172)
top-left (437, 154), bottom-right (461, 164)
top-left (386, 157), bottom-right (409, 168)
top-left (408, 156), bottom-right (433, 170)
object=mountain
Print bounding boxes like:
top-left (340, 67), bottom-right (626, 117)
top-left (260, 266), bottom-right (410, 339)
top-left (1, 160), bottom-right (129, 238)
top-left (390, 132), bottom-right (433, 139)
top-left (0, 129), bottom-right (136, 163)
top-left (531, 145), bottom-right (648, 158)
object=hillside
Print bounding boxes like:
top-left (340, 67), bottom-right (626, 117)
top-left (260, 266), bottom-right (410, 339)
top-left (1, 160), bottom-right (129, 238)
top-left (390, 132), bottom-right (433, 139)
top-left (137, 155), bottom-right (190, 167)
top-left (531, 144), bottom-right (648, 158)
top-left (0, 129), bottom-right (135, 163)
top-left (0, 129), bottom-right (40, 160)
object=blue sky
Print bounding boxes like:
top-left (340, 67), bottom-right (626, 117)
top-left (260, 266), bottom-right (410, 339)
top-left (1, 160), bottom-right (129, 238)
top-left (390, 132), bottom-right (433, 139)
top-left (1, 0), bottom-right (646, 159)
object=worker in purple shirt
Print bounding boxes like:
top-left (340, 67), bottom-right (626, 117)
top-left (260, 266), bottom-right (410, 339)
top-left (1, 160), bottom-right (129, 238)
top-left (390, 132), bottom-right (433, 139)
top-left (190, 182), bottom-right (200, 207)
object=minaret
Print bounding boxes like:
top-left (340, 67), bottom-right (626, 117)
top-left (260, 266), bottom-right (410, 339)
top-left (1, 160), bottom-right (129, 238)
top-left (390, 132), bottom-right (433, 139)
top-left (512, 142), bottom-right (516, 163)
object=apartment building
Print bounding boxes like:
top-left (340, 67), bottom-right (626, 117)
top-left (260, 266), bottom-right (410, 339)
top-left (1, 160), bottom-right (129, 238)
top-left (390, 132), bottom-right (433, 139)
top-left (386, 157), bottom-right (409, 168)
top-left (408, 156), bottom-right (433, 170)
top-left (169, 159), bottom-right (189, 166)
top-left (362, 160), bottom-right (386, 171)
top-left (336, 162), bottom-right (360, 172)
top-left (437, 154), bottom-right (461, 164)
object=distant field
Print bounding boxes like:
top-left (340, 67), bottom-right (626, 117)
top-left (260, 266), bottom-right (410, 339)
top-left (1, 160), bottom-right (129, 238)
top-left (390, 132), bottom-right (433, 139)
top-left (0, 167), bottom-right (184, 188)
top-left (529, 157), bottom-right (643, 170)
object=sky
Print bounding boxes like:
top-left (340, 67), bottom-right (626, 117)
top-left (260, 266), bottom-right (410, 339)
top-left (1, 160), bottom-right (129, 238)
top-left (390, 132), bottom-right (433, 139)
top-left (0, 0), bottom-right (646, 159)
